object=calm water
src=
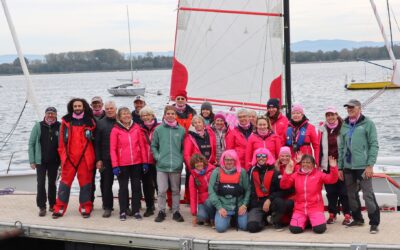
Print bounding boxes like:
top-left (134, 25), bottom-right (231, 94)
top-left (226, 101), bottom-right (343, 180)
top-left (0, 61), bottom-right (399, 171)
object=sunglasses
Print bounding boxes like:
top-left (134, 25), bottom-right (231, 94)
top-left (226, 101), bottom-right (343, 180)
top-left (176, 97), bottom-right (186, 101)
top-left (256, 154), bottom-right (267, 158)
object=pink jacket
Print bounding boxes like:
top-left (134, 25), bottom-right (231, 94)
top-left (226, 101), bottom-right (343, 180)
top-left (287, 120), bottom-right (320, 165)
top-left (225, 127), bottom-right (251, 169)
top-left (110, 123), bottom-right (145, 168)
top-left (183, 127), bottom-right (217, 169)
top-left (245, 131), bottom-right (281, 170)
top-left (280, 166), bottom-right (338, 214)
top-left (189, 164), bottom-right (216, 216)
top-left (270, 113), bottom-right (289, 146)
top-left (138, 122), bottom-right (160, 165)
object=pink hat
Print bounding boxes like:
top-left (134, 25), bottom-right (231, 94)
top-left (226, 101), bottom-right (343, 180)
top-left (251, 148), bottom-right (275, 166)
top-left (291, 104), bottom-right (304, 114)
top-left (325, 106), bottom-right (337, 114)
top-left (279, 146), bottom-right (291, 156)
top-left (214, 112), bottom-right (226, 122)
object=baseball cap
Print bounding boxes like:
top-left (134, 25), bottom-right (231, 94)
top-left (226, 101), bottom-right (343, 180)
top-left (134, 95), bottom-right (145, 103)
top-left (343, 99), bottom-right (361, 107)
top-left (91, 96), bottom-right (103, 103)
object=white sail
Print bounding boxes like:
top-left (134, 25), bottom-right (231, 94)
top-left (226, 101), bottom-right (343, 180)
top-left (370, 0), bottom-right (400, 85)
top-left (170, 0), bottom-right (284, 110)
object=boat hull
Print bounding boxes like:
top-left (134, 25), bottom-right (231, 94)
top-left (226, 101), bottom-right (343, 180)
top-left (107, 87), bottom-right (145, 96)
top-left (345, 81), bottom-right (400, 90)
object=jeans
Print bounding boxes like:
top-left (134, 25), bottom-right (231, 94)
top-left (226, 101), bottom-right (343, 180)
top-left (215, 210), bottom-right (247, 233)
top-left (197, 199), bottom-right (216, 222)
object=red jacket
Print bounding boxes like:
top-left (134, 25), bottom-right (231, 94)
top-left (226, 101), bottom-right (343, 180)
top-left (225, 127), bottom-right (252, 168)
top-left (280, 166), bottom-right (338, 214)
top-left (286, 120), bottom-right (320, 165)
top-left (110, 123), bottom-right (145, 168)
top-left (138, 121), bottom-right (160, 165)
top-left (245, 131), bottom-right (281, 170)
top-left (183, 127), bottom-right (217, 168)
top-left (189, 164), bottom-right (216, 216)
top-left (58, 115), bottom-right (96, 169)
top-left (270, 113), bottom-right (289, 146)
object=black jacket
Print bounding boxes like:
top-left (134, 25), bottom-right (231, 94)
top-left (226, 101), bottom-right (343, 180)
top-left (94, 116), bottom-right (116, 162)
top-left (40, 121), bottom-right (61, 164)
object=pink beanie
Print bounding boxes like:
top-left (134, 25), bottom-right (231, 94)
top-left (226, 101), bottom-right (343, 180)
top-left (292, 104), bottom-right (304, 114)
top-left (214, 111), bottom-right (226, 122)
top-left (279, 146), bottom-right (291, 156)
top-left (325, 106), bottom-right (337, 114)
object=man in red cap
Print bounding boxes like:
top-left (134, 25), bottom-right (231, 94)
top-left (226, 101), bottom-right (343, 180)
top-left (52, 98), bottom-right (96, 219)
top-left (173, 90), bottom-right (196, 132)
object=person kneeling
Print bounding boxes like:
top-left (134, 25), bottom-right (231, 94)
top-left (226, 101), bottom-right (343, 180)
top-left (280, 154), bottom-right (338, 234)
top-left (208, 150), bottom-right (250, 233)
top-left (247, 148), bottom-right (294, 233)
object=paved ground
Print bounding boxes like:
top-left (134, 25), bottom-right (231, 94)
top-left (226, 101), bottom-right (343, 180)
top-left (0, 194), bottom-right (399, 246)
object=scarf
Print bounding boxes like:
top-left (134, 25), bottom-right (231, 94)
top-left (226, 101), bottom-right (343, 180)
top-left (175, 104), bottom-right (186, 113)
top-left (349, 113), bottom-right (361, 124)
top-left (238, 122), bottom-right (251, 130)
top-left (221, 165), bottom-right (237, 175)
top-left (300, 167), bottom-right (312, 174)
top-left (257, 129), bottom-right (269, 136)
top-left (194, 166), bottom-right (207, 176)
top-left (326, 120), bottom-right (339, 129)
top-left (144, 119), bottom-right (155, 128)
top-left (164, 119), bottom-right (177, 128)
top-left (195, 128), bottom-right (205, 137)
top-left (72, 112), bottom-right (84, 120)
top-left (92, 109), bottom-right (103, 117)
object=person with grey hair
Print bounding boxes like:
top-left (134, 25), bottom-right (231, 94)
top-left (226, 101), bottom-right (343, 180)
top-left (94, 100), bottom-right (117, 218)
top-left (138, 105), bottom-right (160, 217)
top-left (183, 115), bottom-right (217, 203)
top-left (338, 99), bottom-right (380, 234)
top-left (226, 108), bottom-right (254, 168)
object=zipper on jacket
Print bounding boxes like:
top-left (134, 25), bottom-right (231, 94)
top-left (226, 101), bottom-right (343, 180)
top-left (128, 133), bottom-right (134, 165)
top-left (304, 174), bottom-right (308, 215)
top-left (169, 127), bottom-right (173, 171)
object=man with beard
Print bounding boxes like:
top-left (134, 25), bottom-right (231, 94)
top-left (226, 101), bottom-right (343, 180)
top-left (52, 98), bottom-right (96, 219)
top-left (94, 101), bottom-right (118, 218)
top-left (28, 107), bottom-right (61, 217)
top-left (265, 98), bottom-right (288, 146)
top-left (131, 95), bottom-right (146, 125)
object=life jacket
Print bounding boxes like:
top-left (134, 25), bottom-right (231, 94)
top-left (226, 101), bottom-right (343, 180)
top-left (252, 168), bottom-right (274, 198)
top-left (176, 112), bottom-right (193, 132)
top-left (286, 123), bottom-right (308, 152)
top-left (216, 168), bottom-right (244, 197)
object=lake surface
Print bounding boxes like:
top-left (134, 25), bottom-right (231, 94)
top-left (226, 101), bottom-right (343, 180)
top-left (0, 60), bottom-right (399, 171)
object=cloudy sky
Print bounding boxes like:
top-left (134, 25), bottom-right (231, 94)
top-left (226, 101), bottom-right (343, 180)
top-left (0, 0), bottom-right (399, 54)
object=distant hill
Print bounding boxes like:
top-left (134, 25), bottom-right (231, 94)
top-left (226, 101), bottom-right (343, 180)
top-left (291, 39), bottom-right (398, 52)
top-left (0, 54), bottom-right (45, 64)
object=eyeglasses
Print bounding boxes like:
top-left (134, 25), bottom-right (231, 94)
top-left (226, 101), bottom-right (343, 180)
top-left (176, 97), bottom-right (186, 101)
top-left (224, 158), bottom-right (235, 162)
top-left (301, 161), bottom-right (313, 164)
top-left (256, 154), bottom-right (267, 158)
top-left (346, 106), bottom-right (355, 109)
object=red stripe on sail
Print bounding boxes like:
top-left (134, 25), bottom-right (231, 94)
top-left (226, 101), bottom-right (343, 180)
top-left (269, 75), bottom-right (282, 105)
top-left (170, 58), bottom-right (188, 99)
top-left (188, 97), bottom-right (267, 111)
top-left (179, 7), bottom-right (282, 17)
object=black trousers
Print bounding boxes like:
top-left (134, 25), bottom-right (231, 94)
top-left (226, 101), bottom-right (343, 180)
top-left (91, 166), bottom-right (97, 203)
top-left (36, 162), bottom-right (59, 209)
top-left (142, 164), bottom-right (157, 209)
top-left (100, 160), bottom-right (114, 210)
top-left (117, 165), bottom-right (142, 214)
top-left (325, 179), bottom-right (350, 215)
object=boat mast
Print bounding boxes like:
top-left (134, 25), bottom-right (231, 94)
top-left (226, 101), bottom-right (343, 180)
top-left (386, 0), bottom-right (394, 53)
top-left (1, 0), bottom-right (40, 119)
top-left (283, 0), bottom-right (292, 117)
top-left (127, 6), bottom-right (134, 81)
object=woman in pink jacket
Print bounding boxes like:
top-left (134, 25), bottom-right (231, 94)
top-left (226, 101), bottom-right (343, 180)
top-left (280, 154), bottom-right (338, 234)
top-left (225, 109), bottom-right (254, 168)
top-left (245, 116), bottom-right (281, 171)
top-left (183, 115), bottom-right (216, 203)
top-left (110, 107), bottom-right (146, 221)
top-left (285, 104), bottom-right (320, 164)
top-left (189, 154), bottom-right (216, 227)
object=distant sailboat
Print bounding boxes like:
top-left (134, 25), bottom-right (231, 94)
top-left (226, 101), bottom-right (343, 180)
top-left (108, 6), bottom-right (145, 96)
top-left (346, 0), bottom-right (400, 90)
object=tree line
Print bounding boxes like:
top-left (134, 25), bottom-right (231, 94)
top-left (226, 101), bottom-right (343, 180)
top-left (0, 45), bottom-right (399, 75)
top-left (0, 49), bottom-right (172, 75)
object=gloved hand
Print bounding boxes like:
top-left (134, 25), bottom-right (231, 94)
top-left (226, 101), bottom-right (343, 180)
top-left (84, 130), bottom-right (92, 139)
top-left (113, 167), bottom-right (121, 176)
top-left (142, 164), bottom-right (149, 174)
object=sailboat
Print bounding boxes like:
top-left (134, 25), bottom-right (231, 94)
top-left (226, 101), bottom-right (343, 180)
top-left (170, 0), bottom-right (400, 209)
top-left (346, 0), bottom-right (400, 90)
top-left (107, 6), bottom-right (145, 96)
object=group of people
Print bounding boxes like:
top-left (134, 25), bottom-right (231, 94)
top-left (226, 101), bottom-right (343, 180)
top-left (28, 91), bottom-right (380, 234)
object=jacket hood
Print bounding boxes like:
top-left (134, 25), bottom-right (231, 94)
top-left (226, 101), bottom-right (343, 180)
top-left (219, 149), bottom-right (241, 172)
top-left (251, 148), bottom-right (275, 166)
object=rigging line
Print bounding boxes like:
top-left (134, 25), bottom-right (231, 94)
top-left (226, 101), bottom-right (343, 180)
top-left (386, 0), bottom-right (394, 51)
top-left (361, 87), bottom-right (387, 109)
top-left (190, 22), bottom-right (269, 85)
top-left (389, 6), bottom-right (400, 35)
top-left (182, 0), bottom-right (231, 68)
top-left (0, 100), bottom-right (27, 152)
top-left (179, 0), bottom-right (214, 61)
